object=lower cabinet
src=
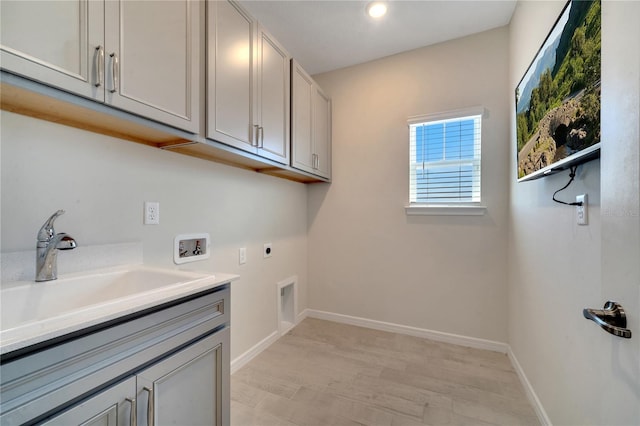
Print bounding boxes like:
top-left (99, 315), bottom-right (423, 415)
top-left (41, 378), bottom-right (136, 426)
top-left (42, 329), bottom-right (230, 426)
top-left (0, 286), bottom-right (231, 426)
top-left (136, 328), bottom-right (229, 426)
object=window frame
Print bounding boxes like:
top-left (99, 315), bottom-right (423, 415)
top-left (405, 106), bottom-right (487, 216)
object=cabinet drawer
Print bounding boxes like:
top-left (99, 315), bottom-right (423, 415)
top-left (0, 285), bottom-right (229, 425)
top-left (40, 377), bottom-right (136, 426)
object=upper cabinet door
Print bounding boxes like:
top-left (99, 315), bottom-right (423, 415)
top-left (0, 0), bottom-right (104, 101)
top-left (255, 25), bottom-right (290, 164)
top-left (291, 59), bottom-right (332, 179)
top-left (291, 60), bottom-right (315, 174)
top-left (313, 86), bottom-right (331, 179)
top-left (207, 0), bottom-right (257, 151)
top-left (104, 0), bottom-right (200, 133)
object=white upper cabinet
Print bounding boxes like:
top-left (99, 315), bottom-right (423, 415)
top-left (291, 60), bottom-right (332, 179)
top-left (291, 63), bottom-right (314, 172)
top-left (0, 0), bottom-right (200, 133)
top-left (255, 25), bottom-right (290, 163)
top-left (0, 0), bottom-right (104, 101)
top-left (1, 0), bottom-right (328, 182)
top-left (313, 85), bottom-right (332, 178)
top-left (207, 0), bottom-right (290, 164)
top-left (104, 0), bottom-right (199, 132)
top-left (207, 0), bottom-right (256, 151)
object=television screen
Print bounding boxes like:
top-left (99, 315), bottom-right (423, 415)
top-left (515, 0), bottom-right (601, 182)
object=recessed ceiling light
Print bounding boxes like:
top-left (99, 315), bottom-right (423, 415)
top-left (366, 2), bottom-right (387, 19)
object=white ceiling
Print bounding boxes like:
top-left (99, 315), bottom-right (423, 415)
top-left (240, 1), bottom-right (518, 75)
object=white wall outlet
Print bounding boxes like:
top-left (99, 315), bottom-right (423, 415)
top-left (576, 194), bottom-right (588, 225)
top-left (239, 247), bottom-right (247, 265)
top-left (263, 243), bottom-right (272, 258)
top-left (144, 201), bottom-right (160, 225)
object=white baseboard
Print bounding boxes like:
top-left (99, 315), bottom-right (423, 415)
top-left (508, 347), bottom-right (552, 426)
top-left (305, 309), bottom-right (509, 353)
top-left (230, 330), bottom-right (279, 375)
top-left (231, 310), bottom-right (309, 375)
top-left (231, 308), bottom-right (549, 426)
top-left (296, 308), bottom-right (309, 324)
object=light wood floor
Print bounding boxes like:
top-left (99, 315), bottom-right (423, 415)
top-left (231, 318), bottom-right (539, 426)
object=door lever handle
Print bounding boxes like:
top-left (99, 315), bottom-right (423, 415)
top-left (583, 301), bottom-right (632, 338)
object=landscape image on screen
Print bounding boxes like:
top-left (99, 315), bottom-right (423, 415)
top-left (515, 0), bottom-right (601, 180)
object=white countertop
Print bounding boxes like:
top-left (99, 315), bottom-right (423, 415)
top-left (0, 265), bottom-right (239, 355)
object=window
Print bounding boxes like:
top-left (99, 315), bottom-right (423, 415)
top-left (408, 107), bottom-right (484, 214)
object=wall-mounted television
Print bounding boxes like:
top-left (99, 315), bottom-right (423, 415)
top-left (515, 0), bottom-right (601, 182)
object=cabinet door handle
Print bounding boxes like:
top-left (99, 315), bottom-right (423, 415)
top-left (259, 126), bottom-right (264, 148)
top-left (109, 53), bottom-right (119, 93)
top-left (125, 397), bottom-right (137, 426)
top-left (252, 125), bottom-right (259, 147)
top-left (143, 386), bottom-right (154, 426)
top-left (95, 46), bottom-right (104, 87)
top-left (316, 154), bottom-right (320, 170)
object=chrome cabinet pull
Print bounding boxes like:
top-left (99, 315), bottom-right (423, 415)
top-left (259, 126), bottom-right (264, 148)
top-left (125, 397), bottom-right (137, 426)
top-left (109, 53), bottom-right (119, 93)
top-left (583, 301), bottom-right (632, 338)
top-left (95, 46), bottom-right (104, 87)
top-left (252, 125), bottom-right (259, 147)
top-left (143, 386), bottom-right (154, 426)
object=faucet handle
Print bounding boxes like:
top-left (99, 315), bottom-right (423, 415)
top-left (37, 210), bottom-right (65, 242)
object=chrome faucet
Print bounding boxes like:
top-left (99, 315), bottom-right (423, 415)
top-left (36, 210), bottom-right (77, 282)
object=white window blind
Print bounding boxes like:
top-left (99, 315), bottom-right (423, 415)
top-left (409, 110), bottom-right (482, 204)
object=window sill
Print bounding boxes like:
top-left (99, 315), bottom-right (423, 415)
top-left (404, 204), bottom-right (487, 216)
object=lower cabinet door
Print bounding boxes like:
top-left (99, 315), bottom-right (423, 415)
top-left (41, 377), bottom-right (137, 426)
top-left (136, 328), bottom-right (230, 426)
top-left (39, 329), bottom-right (229, 426)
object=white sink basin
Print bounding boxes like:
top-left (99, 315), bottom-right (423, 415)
top-left (0, 266), bottom-right (237, 354)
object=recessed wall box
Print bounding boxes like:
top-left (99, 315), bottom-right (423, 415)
top-left (264, 242), bottom-right (273, 258)
top-left (277, 277), bottom-right (297, 336)
top-left (174, 233), bottom-right (210, 264)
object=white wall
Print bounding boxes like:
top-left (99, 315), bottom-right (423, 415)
top-left (0, 110), bottom-right (308, 361)
top-left (507, 1), bottom-right (637, 424)
top-left (308, 27), bottom-right (511, 343)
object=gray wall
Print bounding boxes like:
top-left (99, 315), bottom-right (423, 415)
top-left (309, 27), bottom-right (511, 343)
top-left (0, 110), bottom-right (309, 361)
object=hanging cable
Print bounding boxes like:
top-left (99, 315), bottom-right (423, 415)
top-left (552, 165), bottom-right (583, 206)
